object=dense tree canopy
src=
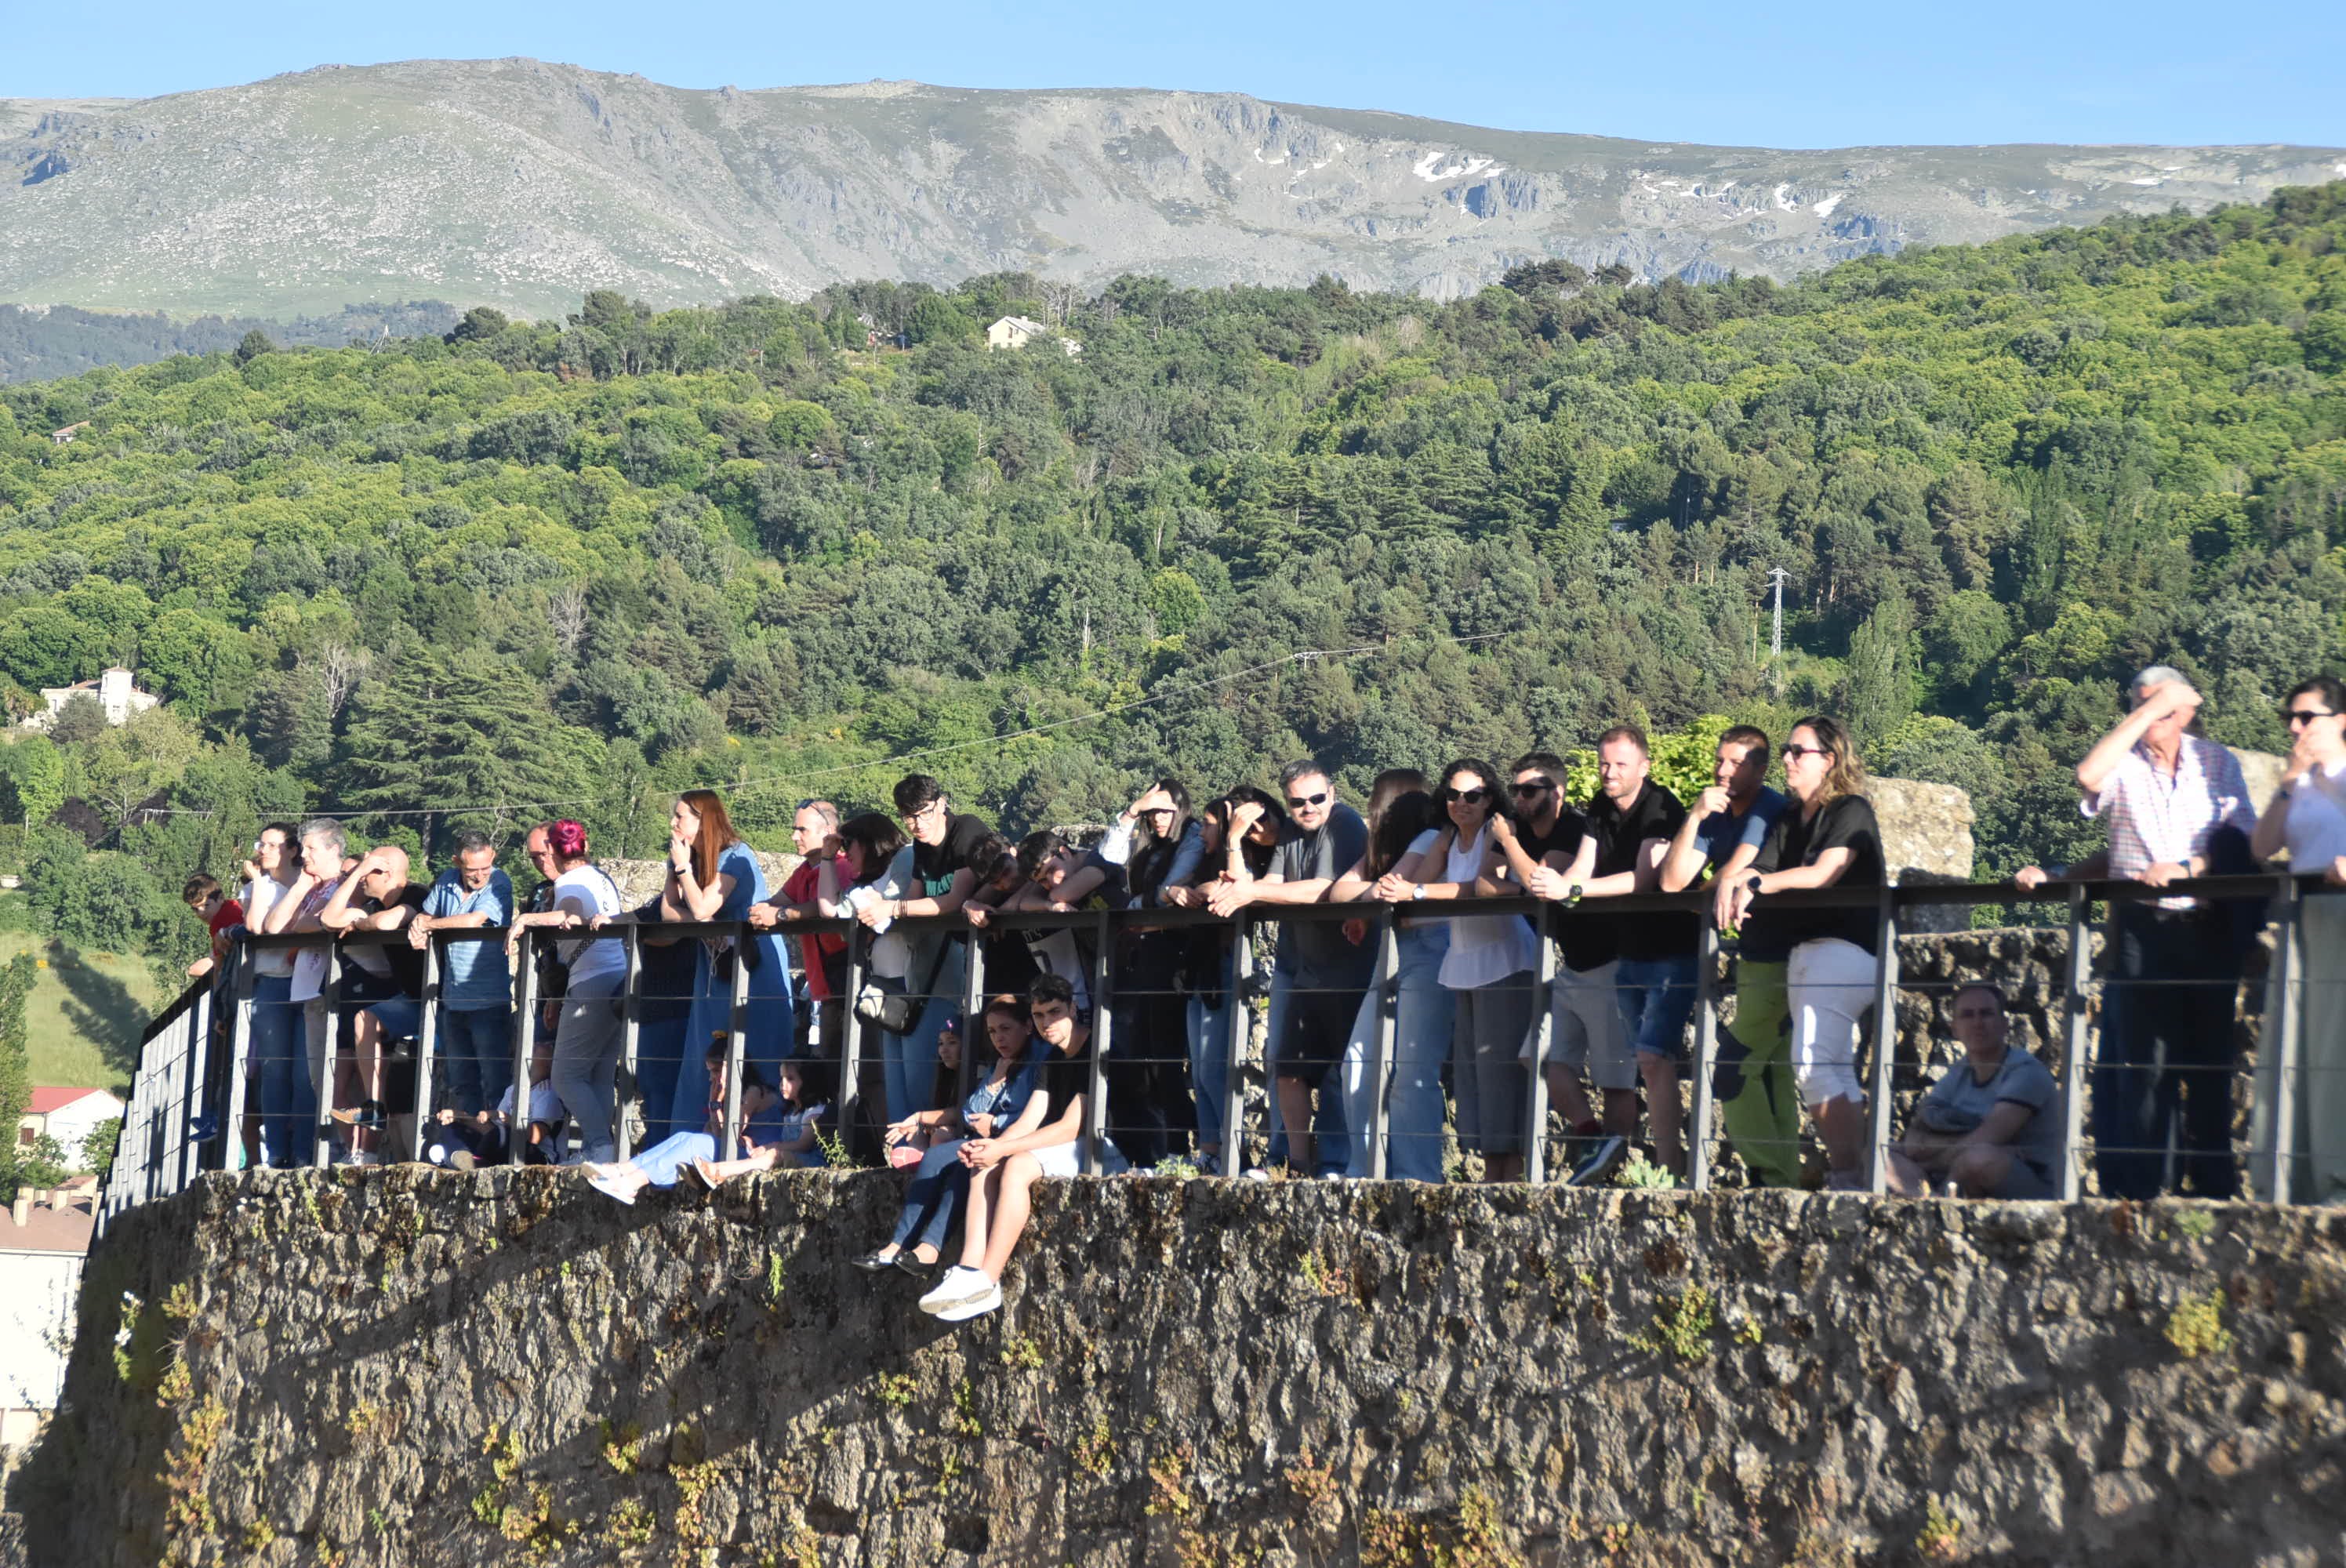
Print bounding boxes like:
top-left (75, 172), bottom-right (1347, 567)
top-left (1, 185), bottom-right (2342, 966)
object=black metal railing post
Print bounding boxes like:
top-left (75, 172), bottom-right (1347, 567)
top-left (1687, 917), bottom-right (1722, 1193)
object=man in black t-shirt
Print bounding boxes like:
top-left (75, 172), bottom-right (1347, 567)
top-left (866, 775), bottom-right (990, 1116)
top-left (1577, 725), bottom-right (1695, 1177)
top-left (1492, 751), bottom-right (1625, 1174)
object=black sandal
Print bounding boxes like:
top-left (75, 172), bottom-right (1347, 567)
top-left (892, 1250), bottom-right (939, 1280)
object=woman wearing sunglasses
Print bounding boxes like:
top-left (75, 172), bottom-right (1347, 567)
top-left (1718, 717), bottom-right (1883, 1190)
top-left (2251, 676), bottom-right (2346, 1203)
top-left (1377, 758), bottom-right (1540, 1182)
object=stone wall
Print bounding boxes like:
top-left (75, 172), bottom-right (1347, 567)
top-left (15, 1169), bottom-right (2345, 1568)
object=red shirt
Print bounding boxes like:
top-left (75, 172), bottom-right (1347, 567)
top-left (207, 899), bottom-right (245, 960)
top-left (782, 858), bottom-right (848, 1000)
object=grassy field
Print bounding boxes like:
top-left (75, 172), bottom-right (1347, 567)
top-left (3, 932), bottom-right (167, 1096)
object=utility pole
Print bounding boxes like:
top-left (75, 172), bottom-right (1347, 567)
top-left (1767, 567), bottom-right (1790, 660)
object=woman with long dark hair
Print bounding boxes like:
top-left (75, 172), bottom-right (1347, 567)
top-left (1378, 758), bottom-right (1540, 1181)
top-left (1331, 770), bottom-right (1454, 1181)
top-left (1722, 716), bottom-right (1883, 1189)
top-left (1162, 788), bottom-right (1288, 1170)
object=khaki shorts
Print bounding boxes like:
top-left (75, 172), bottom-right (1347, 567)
top-left (1521, 960), bottom-right (1637, 1092)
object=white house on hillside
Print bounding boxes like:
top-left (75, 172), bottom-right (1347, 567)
top-left (20, 1087), bottom-right (125, 1169)
top-left (20, 667), bottom-right (159, 731)
top-left (0, 1181), bottom-right (96, 1457)
top-left (986, 315), bottom-right (1080, 357)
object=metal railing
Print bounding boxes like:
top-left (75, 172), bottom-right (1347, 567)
top-left (96, 868), bottom-right (2339, 1229)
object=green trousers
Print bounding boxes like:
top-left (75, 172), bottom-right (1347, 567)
top-left (1718, 960), bottom-right (1802, 1188)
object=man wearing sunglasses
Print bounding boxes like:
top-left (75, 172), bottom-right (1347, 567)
top-left (1207, 759), bottom-right (1369, 1177)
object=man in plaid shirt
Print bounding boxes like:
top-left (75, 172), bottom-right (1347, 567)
top-left (2069, 666), bottom-right (2258, 1199)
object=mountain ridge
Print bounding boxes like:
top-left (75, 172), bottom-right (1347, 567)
top-left (2, 56), bottom-right (2339, 319)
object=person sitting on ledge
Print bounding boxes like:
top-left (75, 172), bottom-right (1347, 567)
top-left (692, 1057), bottom-right (836, 1186)
top-left (849, 994), bottom-right (1045, 1279)
top-left (916, 973), bottom-right (1124, 1323)
top-left (583, 1040), bottom-right (775, 1205)
top-left (1887, 983), bottom-right (2062, 1200)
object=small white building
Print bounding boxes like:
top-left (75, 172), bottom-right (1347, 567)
top-left (0, 1181), bottom-right (95, 1457)
top-left (20, 667), bottom-right (159, 731)
top-left (986, 315), bottom-right (1080, 357)
top-left (20, 1087), bottom-right (126, 1170)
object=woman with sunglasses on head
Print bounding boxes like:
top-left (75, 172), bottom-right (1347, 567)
top-left (1376, 759), bottom-right (1541, 1182)
top-left (1330, 771), bottom-right (1454, 1181)
top-left (1097, 780), bottom-right (1206, 1169)
top-left (2251, 677), bottom-right (2346, 1203)
top-left (1718, 717), bottom-right (1884, 1190)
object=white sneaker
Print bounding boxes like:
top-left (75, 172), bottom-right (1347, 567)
top-left (935, 1283), bottom-right (1003, 1322)
top-left (348, 1150), bottom-right (380, 1168)
top-left (1242, 1167), bottom-right (1273, 1182)
top-left (918, 1266), bottom-right (993, 1314)
top-left (586, 1173), bottom-right (637, 1206)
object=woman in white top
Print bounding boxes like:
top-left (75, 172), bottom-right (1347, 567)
top-left (509, 819), bottom-right (626, 1163)
top-left (1378, 759), bottom-right (1540, 1182)
top-left (1330, 771), bottom-right (1454, 1181)
top-left (2252, 674), bottom-right (2346, 1203)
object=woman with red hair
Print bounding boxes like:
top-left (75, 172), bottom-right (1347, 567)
top-left (508, 818), bottom-right (627, 1161)
top-left (661, 790), bottom-right (797, 1141)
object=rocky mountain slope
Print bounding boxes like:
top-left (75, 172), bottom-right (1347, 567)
top-left (1, 57), bottom-right (2340, 319)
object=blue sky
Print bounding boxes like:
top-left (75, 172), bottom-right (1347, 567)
top-left (8, 0), bottom-right (2343, 149)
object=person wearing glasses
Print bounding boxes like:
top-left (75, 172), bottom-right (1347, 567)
top-left (1661, 726), bottom-right (1797, 1187)
top-left (1492, 750), bottom-right (1625, 1185)
top-left (1718, 717), bottom-right (1884, 1191)
top-left (2250, 675), bottom-right (2346, 1203)
top-left (2028, 666), bottom-right (2257, 1200)
top-left (1577, 725), bottom-right (1695, 1178)
top-left (316, 844), bottom-right (427, 1163)
top-left (1375, 759), bottom-right (1539, 1182)
top-left (1207, 760), bottom-right (1371, 1178)
top-left (750, 800), bottom-right (851, 1062)
top-left (855, 775), bottom-right (989, 1126)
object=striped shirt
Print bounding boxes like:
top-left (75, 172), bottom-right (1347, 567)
top-left (2080, 735), bottom-right (2256, 907)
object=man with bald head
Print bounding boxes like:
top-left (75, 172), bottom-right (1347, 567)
top-left (318, 844), bottom-right (429, 1162)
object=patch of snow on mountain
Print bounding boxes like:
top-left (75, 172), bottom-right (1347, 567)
top-left (1773, 183), bottom-right (1795, 209)
top-left (1414, 151), bottom-right (1498, 182)
top-left (2129, 176), bottom-right (2160, 186)
top-left (1810, 193), bottom-right (1843, 219)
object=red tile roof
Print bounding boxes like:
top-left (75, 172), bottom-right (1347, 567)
top-left (25, 1087), bottom-right (111, 1116)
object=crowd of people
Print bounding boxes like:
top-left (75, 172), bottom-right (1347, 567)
top-left (190, 666), bottom-right (2346, 1320)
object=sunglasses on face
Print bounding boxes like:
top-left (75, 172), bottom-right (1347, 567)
top-left (1781, 745), bottom-right (1830, 760)
top-left (1286, 792), bottom-right (1328, 809)
top-left (1440, 786), bottom-right (1488, 804)
top-left (1510, 781), bottom-right (1552, 797)
top-left (2283, 708), bottom-right (2337, 727)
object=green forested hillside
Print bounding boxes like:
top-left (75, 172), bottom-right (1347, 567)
top-left (2, 186), bottom-right (2343, 967)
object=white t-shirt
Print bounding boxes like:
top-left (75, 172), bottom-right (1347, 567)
top-left (1436, 826), bottom-right (1540, 990)
top-left (242, 875), bottom-right (299, 978)
top-left (552, 865), bottom-right (626, 994)
top-left (2283, 760), bottom-right (2346, 873)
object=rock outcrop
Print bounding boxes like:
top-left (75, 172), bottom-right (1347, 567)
top-left (16, 1169), bottom-right (2344, 1566)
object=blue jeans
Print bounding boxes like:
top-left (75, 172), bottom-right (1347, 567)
top-left (441, 1004), bottom-right (514, 1116)
top-left (1615, 955), bottom-right (1698, 1062)
top-left (885, 993), bottom-right (956, 1126)
top-left (1188, 993), bottom-right (1231, 1155)
top-left (889, 1139), bottom-right (972, 1253)
top-left (247, 974), bottom-right (311, 1168)
top-left (1343, 926), bottom-right (1454, 1181)
top-left (630, 1131), bottom-right (717, 1187)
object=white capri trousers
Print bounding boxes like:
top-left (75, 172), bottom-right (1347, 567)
top-left (1787, 937), bottom-right (1876, 1108)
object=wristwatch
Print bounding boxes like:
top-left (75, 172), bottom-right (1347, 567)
top-left (1411, 884), bottom-right (1427, 901)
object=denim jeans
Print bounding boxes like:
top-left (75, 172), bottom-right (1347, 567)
top-left (1342, 925), bottom-right (1454, 1181)
top-left (247, 974), bottom-right (311, 1168)
top-left (1614, 954), bottom-right (1699, 1062)
top-left (629, 1131), bottom-right (717, 1187)
top-left (1187, 993), bottom-right (1231, 1155)
top-left (888, 1139), bottom-right (972, 1253)
top-left (441, 1004), bottom-right (514, 1116)
top-left (886, 993), bottom-right (956, 1126)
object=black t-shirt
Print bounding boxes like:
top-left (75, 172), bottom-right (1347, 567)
top-left (525, 880), bottom-right (569, 1000)
top-left (1742, 795), bottom-right (1884, 960)
top-left (1039, 1029), bottom-right (1098, 1129)
top-left (1520, 811), bottom-right (1611, 972)
top-left (365, 884), bottom-right (432, 997)
top-left (911, 814), bottom-right (991, 898)
top-left (1586, 782), bottom-right (1693, 962)
top-left (632, 897), bottom-right (701, 1021)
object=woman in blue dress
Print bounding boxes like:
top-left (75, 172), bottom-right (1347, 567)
top-left (662, 789), bottom-right (797, 1136)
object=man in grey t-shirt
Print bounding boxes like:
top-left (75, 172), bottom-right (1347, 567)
top-left (1889, 983), bottom-right (2062, 1199)
top-left (1208, 760), bottom-right (1370, 1176)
